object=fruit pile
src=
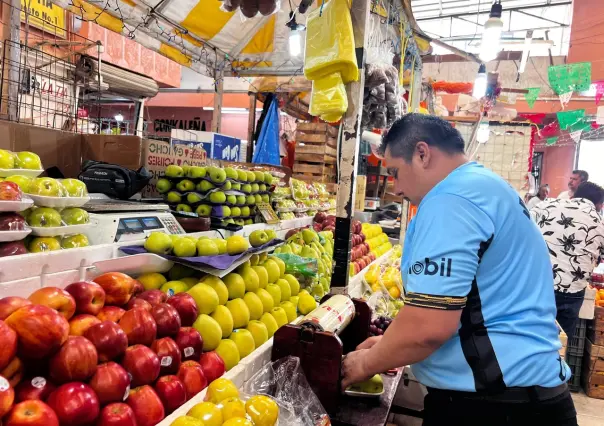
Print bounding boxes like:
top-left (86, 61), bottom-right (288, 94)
top-left (364, 245), bottom-right (403, 298)
top-left (348, 223), bottom-right (392, 277)
top-left (369, 316), bottom-right (392, 336)
top-left (156, 165), bottom-right (275, 227)
top-left (0, 149), bottom-right (43, 171)
top-left (274, 227), bottom-right (334, 300)
top-left (171, 377), bottom-right (279, 426)
top-left (143, 230), bottom-right (276, 258)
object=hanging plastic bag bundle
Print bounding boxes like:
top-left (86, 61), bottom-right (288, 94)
top-left (309, 73), bottom-right (348, 123)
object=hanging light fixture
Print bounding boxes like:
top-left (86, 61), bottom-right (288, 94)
top-left (114, 113), bottom-right (124, 122)
top-left (479, 1), bottom-right (503, 62)
top-left (286, 11), bottom-right (305, 57)
top-left (472, 64), bottom-right (487, 99)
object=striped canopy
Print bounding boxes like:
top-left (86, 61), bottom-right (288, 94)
top-left (54, 0), bottom-right (306, 77)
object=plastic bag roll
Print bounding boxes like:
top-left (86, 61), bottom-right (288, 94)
top-left (308, 73), bottom-right (348, 123)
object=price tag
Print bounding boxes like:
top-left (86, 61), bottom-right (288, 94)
top-left (256, 202), bottom-right (279, 224)
top-left (123, 385), bottom-right (130, 401)
top-left (184, 347), bottom-right (194, 358)
top-left (31, 377), bottom-right (46, 388)
top-left (0, 377), bottom-right (8, 391)
top-left (161, 356), bottom-right (173, 367)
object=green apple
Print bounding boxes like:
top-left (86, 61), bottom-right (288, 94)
top-left (241, 184), bottom-right (252, 194)
top-left (280, 301), bottom-right (297, 322)
top-left (227, 195), bottom-right (237, 205)
top-left (195, 204), bottom-right (212, 217)
top-left (166, 165), bottom-right (184, 178)
top-left (236, 170), bottom-right (247, 181)
top-left (197, 239), bottom-right (219, 256)
top-left (201, 276), bottom-right (229, 305)
top-left (253, 171), bottom-right (264, 182)
top-left (244, 219), bottom-right (253, 225)
top-left (209, 191), bottom-right (226, 204)
top-left (275, 278), bottom-right (292, 301)
top-left (252, 266), bottom-right (268, 289)
top-left (160, 280), bottom-right (189, 295)
top-left (61, 179), bottom-right (88, 197)
top-left (236, 196), bottom-right (246, 206)
top-left (231, 183), bottom-right (241, 191)
top-left (226, 298), bottom-right (250, 329)
top-left (226, 235), bottom-right (249, 255)
top-left (254, 288), bottom-right (274, 313)
top-left (176, 204), bottom-right (192, 213)
top-left (193, 314), bottom-right (222, 351)
top-left (259, 184), bottom-right (267, 192)
top-left (254, 195), bottom-right (263, 204)
top-left (283, 274), bottom-right (300, 296)
top-left (225, 167), bottom-right (238, 180)
top-left (249, 230), bottom-right (269, 247)
top-left (155, 178), bottom-right (172, 194)
top-left (188, 283), bottom-right (219, 315)
top-left (187, 192), bottom-right (204, 204)
top-left (61, 234), bottom-right (89, 249)
top-left (241, 206), bottom-right (251, 216)
top-left (228, 329), bottom-right (255, 359)
top-left (166, 191), bottom-right (182, 204)
top-left (0, 149), bottom-right (15, 168)
top-left (260, 312), bottom-right (278, 338)
top-left (182, 165), bottom-right (191, 175)
top-left (215, 239), bottom-right (227, 255)
top-left (223, 272), bottom-right (245, 300)
top-left (144, 231), bottom-right (173, 254)
top-left (246, 195), bottom-right (256, 205)
top-left (15, 151), bottom-right (42, 170)
top-left (4, 175), bottom-right (31, 190)
top-left (246, 171), bottom-right (255, 182)
top-left (173, 237), bottom-right (196, 257)
top-left (215, 339), bottom-right (240, 371)
top-left (28, 207), bottom-right (61, 227)
top-left (246, 320), bottom-right (269, 348)
top-left (176, 179), bottom-right (195, 192)
top-left (222, 181), bottom-right (232, 191)
top-left (211, 305), bottom-right (234, 338)
top-left (188, 166), bottom-right (207, 179)
top-left (60, 208), bottom-right (88, 225)
top-left (251, 183), bottom-right (260, 193)
top-left (270, 307), bottom-right (288, 328)
top-left (29, 237), bottom-right (61, 253)
top-left (243, 292), bottom-right (263, 321)
top-left (208, 167), bottom-right (227, 184)
top-left (264, 172), bottom-right (273, 184)
top-left (265, 229), bottom-right (277, 241)
top-left (265, 283), bottom-right (282, 306)
top-left (197, 180), bottom-right (216, 192)
top-left (222, 206), bottom-right (232, 217)
top-left (230, 206), bottom-right (241, 217)
top-left (26, 177), bottom-right (65, 197)
top-left (261, 194), bottom-right (270, 203)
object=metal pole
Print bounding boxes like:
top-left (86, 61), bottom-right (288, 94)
top-left (246, 92), bottom-right (257, 162)
top-left (330, 0), bottom-right (370, 292)
top-left (212, 70), bottom-right (224, 133)
top-left (8, 0), bottom-right (21, 121)
top-left (135, 98), bottom-right (145, 137)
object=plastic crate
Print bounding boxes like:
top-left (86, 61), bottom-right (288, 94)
top-left (566, 319), bottom-right (587, 357)
top-left (566, 352), bottom-right (583, 392)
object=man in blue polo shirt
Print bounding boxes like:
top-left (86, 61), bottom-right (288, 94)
top-left (341, 114), bottom-right (576, 425)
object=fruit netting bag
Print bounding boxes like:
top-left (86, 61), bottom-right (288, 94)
top-left (271, 253), bottom-right (317, 277)
top-left (308, 73), bottom-right (348, 123)
top-left (242, 356), bottom-right (331, 426)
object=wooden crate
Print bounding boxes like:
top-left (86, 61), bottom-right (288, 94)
top-left (582, 339), bottom-right (604, 399)
top-left (293, 122), bottom-right (339, 186)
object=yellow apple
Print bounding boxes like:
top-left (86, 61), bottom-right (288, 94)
top-left (243, 292), bottom-right (263, 321)
top-left (270, 256), bottom-right (286, 277)
top-left (280, 301), bottom-right (297, 323)
top-left (270, 307), bottom-right (288, 328)
top-left (260, 312), bottom-right (278, 338)
top-left (262, 259), bottom-right (280, 283)
top-left (246, 320), bottom-right (269, 348)
top-left (275, 278), bottom-right (292, 301)
top-left (137, 272), bottom-right (167, 290)
top-left (265, 283), bottom-right (282, 306)
top-left (211, 305), bottom-right (234, 338)
top-left (252, 266), bottom-right (268, 289)
top-left (226, 235), bottom-right (249, 255)
top-left (226, 298), bottom-right (250, 328)
top-left (193, 314), bottom-right (223, 351)
top-left (283, 274), bottom-right (300, 296)
top-left (223, 273), bottom-right (246, 300)
top-left (215, 340), bottom-right (240, 371)
top-left (254, 288), bottom-right (274, 313)
top-left (228, 329), bottom-right (255, 359)
top-left (187, 283), bottom-right (219, 314)
top-left (201, 276), bottom-right (229, 305)
top-left (187, 402), bottom-right (222, 426)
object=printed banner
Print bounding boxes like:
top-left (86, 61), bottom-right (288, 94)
top-left (525, 87), bottom-right (541, 109)
top-left (548, 62), bottom-right (592, 95)
top-left (557, 109), bottom-right (585, 130)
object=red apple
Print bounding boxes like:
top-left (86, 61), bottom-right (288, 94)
top-left (6, 305), bottom-right (69, 359)
top-left (125, 298), bottom-right (152, 312)
top-left (84, 321), bottom-right (128, 362)
top-left (93, 272), bottom-right (136, 306)
top-left (166, 293), bottom-right (198, 327)
top-left (89, 362), bottom-right (130, 406)
top-left (0, 320), bottom-right (17, 371)
top-left (151, 337), bottom-right (181, 375)
top-left (119, 308), bottom-right (157, 346)
top-left (14, 377), bottom-right (55, 402)
top-left (97, 306), bottom-right (126, 323)
top-left (0, 182), bottom-right (21, 201)
top-left (68, 314), bottom-right (101, 336)
top-left (0, 298), bottom-right (31, 321)
top-left (137, 290), bottom-right (167, 306)
top-left (323, 225), bottom-right (335, 233)
top-left (64, 282), bottom-right (106, 316)
top-left (97, 403), bottom-right (137, 426)
top-left (47, 382), bottom-right (99, 426)
top-left (0, 213), bottom-right (26, 231)
top-left (360, 233), bottom-right (366, 242)
top-left (154, 375), bottom-right (186, 414)
top-left (126, 385), bottom-right (164, 426)
top-left (199, 351), bottom-right (225, 383)
top-left (174, 327), bottom-right (203, 361)
top-left (0, 240), bottom-right (28, 257)
top-left (27, 287), bottom-right (76, 320)
top-left (177, 361), bottom-right (207, 400)
top-left (49, 336), bottom-right (98, 384)
top-left (314, 212), bottom-right (327, 223)
top-left (121, 345), bottom-right (160, 387)
top-left (4, 400), bottom-right (59, 426)
top-left (313, 223), bottom-right (323, 232)
top-left (131, 280), bottom-right (144, 298)
top-left (150, 303), bottom-right (181, 337)
top-left (1, 357), bottom-right (23, 387)
top-left (0, 375), bottom-right (15, 417)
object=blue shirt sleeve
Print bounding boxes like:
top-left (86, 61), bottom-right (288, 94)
top-left (404, 193), bottom-right (495, 310)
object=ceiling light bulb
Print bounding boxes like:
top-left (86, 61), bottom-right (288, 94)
top-left (479, 1), bottom-right (503, 62)
top-left (114, 113), bottom-right (124, 122)
top-left (472, 64), bottom-right (487, 99)
top-left (289, 31), bottom-right (302, 57)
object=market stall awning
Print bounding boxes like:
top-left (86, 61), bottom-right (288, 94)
top-left (53, 0), bottom-right (305, 77)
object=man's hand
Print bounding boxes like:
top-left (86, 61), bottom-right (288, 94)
top-left (357, 336), bottom-right (382, 350)
top-left (341, 349), bottom-right (373, 390)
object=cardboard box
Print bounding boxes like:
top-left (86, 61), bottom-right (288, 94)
top-left (81, 135), bottom-right (143, 171)
top-left (141, 139), bottom-right (207, 197)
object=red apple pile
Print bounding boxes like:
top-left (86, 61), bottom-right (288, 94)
top-left (348, 219), bottom-right (375, 275)
top-left (312, 212), bottom-right (336, 234)
top-left (0, 271), bottom-right (226, 426)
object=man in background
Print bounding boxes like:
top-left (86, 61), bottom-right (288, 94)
top-left (531, 182), bottom-right (604, 337)
top-left (527, 184), bottom-right (550, 210)
top-left (559, 170), bottom-right (589, 199)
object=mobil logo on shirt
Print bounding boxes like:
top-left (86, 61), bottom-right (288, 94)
top-left (409, 257), bottom-right (453, 277)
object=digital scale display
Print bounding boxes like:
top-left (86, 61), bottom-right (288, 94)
top-left (117, 216), bottom-right (162, 235)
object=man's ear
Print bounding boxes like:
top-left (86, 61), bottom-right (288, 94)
top-left (415, 141), bottom-right (431, 167)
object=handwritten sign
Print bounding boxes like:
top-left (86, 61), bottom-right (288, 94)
top-left (256, 202), bottom-right (279, 224)
top-left (21, 0), bottom-right (66, 38)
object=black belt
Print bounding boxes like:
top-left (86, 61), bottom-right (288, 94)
top-left (427, 383), bottom-right (568, 403)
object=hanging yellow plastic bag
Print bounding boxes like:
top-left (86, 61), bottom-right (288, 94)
top-left (309, 73), bottom-right (348, 123)
top-left (304, 0), bottom-right (358, 83)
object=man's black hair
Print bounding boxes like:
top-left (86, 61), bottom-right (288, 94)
top-left (572, 170), bottom-right (589, 182)
top-left (573, 181), bottom-right (604, 205)
top-left (379, 113), bottom-right (465, 161)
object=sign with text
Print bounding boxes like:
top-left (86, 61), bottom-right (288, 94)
top-left (213, 134), bottom-right (241, 161)
top-left (256, 202), bottom-right (279, 224)
top-left (21, 0), bottom-right (66, 38)
top-left (170, 129), bottom-right (241, 161)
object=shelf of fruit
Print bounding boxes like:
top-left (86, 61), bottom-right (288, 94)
top-left (0, 239), bottom-right (318, 426)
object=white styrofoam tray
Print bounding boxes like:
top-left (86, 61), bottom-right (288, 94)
top-left (0, 229), bottom-right (31, 242)
top-left (28, 194), bottom-right (90, 208)
top-left (0, 169), bottom-right (43, 178)
top-left (0, 198), bottom-right (34, 212)
top-left (92, 253), bottom-right (174, 276)
top-left (30, 224), bottom-right (91, 237)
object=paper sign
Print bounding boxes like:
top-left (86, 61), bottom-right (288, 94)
top-left (557, 109), bottom-right (585, 130)
top-left (256, 202), bottom-right (279, 224)
top-left (548, 62), bottom-right (592, 95)
top-left (559, 91), bottom-right (573, 109)
top-left (525, 87), bottom-right (540, 109)
top-left (569, 130), bottom-right (583, 143)
top-left (20, 0), bottom-right (66, 38)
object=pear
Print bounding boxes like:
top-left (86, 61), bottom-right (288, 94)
top-left (348, 374), bottom-right (384, 394)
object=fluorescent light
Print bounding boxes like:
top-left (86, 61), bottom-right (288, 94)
top-left (479, 1), bottom-right (503, 62)
top-left (518, 30), bottom-right (533, 74)
top-left (472, 64), bottom-right (487, 99)
top-left (430, 42), bottom-right (451, 55)
top-left (114, 113), bottom-right (123, 122)
top-left (203, 107), bottom-right (214, 111)
top-left (477, 122), bottom-right (490, 143)
top-left (289, 31), bottom-right (302, 57)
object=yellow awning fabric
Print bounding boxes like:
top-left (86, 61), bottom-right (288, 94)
top-left (53, 0), bottom-right (306, 77)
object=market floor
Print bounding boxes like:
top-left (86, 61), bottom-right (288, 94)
top-left (387, 392), bottom-right (604, 425)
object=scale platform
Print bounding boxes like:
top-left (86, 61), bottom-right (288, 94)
top-left (84, 198), bottom-right (170, 213)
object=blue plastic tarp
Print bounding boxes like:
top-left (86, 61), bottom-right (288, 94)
top-left (252, 100), bottom-right (281, 165)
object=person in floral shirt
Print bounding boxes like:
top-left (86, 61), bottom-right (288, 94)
top-left (530, 182), bottom-right (604, 337)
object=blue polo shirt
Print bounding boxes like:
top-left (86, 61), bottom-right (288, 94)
top-left (402, 162), bottom-right (570, 392)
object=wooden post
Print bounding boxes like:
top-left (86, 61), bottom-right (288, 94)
top-left (211, 70), bottom-right (224, 133)
top-left (330, 0), bottom-right (370, 292)
top-left (246, 92), bottom-right (257, 162)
